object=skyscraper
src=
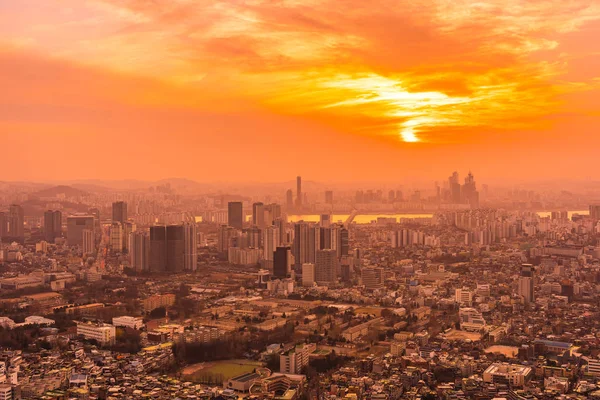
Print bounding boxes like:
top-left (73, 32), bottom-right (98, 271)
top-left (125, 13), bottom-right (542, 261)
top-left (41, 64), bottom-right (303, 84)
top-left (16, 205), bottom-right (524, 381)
top-left (325, 190), bottom-right (334, 204)
top-left (228, 202), bottom-right (243, 230)
top-left (109, 222), bottom-right (123, 252)
top-left (130, 230), bottom-right (150, 272)
top-left (286, 190), bottom-right (294, 209)
top-left (518, 263), bottom-right (534, 305)
top-left (449, 172), bottom-right (461, 204)
top-left (67, 215), bottom-right (95, 247)
top-left (315, 249), bottom-right (337, 286)
top-left (44, 210), bottom-right (62, 242)
top-left (263, 225), bottom-right (280, 261)
top-left (273, 246), bottom-right (292, 278)
top-left (252, 202), bottom-right (265, 228)
top-left (8, 204), bottom-right (24, 240)
top-left (149, 226), bottom-right (167, 272)
top-left (296, 176), bottom-right (302, 207)
top-left (112, 201), bottom-right (128, 224)
top-left (122, 221), bottom-right (136, 252)
top-left (293, 221), bottom-right (316, 270)
top-left (83, 229), bottom-right (95, 255)
top-left (166, 225), bottom-right (185, 272)
top-left (149, 225), bottom-right (185, 272)
top-left (183, 222), bottom-right (198, 271)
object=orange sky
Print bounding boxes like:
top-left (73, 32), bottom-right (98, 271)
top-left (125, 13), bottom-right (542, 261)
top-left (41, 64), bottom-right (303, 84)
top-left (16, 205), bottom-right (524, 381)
top-left (1, 0), bottom-right (600, 183)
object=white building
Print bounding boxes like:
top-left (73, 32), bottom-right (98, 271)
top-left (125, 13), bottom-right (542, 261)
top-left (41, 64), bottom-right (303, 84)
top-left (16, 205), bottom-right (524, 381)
top-left (455, 288), bottom-right (473, 306)
top-left (483, 363), bottom-right (532, 387)
top-left (112, 316), bottom-right (144, 330)
top-left (76, 322), bottom-right (116, 346)
top-left (280, 344), bottom-right (315, 374)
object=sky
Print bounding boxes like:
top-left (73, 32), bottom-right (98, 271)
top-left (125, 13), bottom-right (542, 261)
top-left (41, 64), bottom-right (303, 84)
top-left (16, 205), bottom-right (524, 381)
top-left (1, 0), bottom-right (600, 184)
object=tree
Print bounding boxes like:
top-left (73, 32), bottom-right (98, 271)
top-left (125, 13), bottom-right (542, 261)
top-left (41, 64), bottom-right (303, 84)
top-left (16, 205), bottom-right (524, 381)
top-left (149, 307), bottom-right (166, 319)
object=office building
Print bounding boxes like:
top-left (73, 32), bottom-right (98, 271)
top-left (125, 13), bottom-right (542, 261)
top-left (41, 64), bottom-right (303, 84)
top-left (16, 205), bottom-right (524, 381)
top-left (325, 190), bottom-right (333, 204)
top-left (183, 222), bottom-right (198, 271)
top-left (252, 202), bottom-right (265, 228)
top-left (228, 202), bottom-right (243, 230)
top-left (315, 249), bottom-right (337, 285)
top-left (110, 222), bottom-right (123, 252)
top-left (82, 229), bottom-right (95, 255)
top-left (273, 246), bottom-right (292, 278)
top-left (362, 266), bottom-right (384, 290)
top-left (130, 230), bottom-right (150, 272)
top-left (302, 263), bottom-right (315, 286)
top-left (67, 215), bottom-right (95, 247)
top-left (44, 210), bottom-right (62, 242)
top-left (518, 263), bottom-right (535, 304)
top-left (455, 288), bottom-right (473, 306)
top-left (112, 201), bottom-right (128, 224)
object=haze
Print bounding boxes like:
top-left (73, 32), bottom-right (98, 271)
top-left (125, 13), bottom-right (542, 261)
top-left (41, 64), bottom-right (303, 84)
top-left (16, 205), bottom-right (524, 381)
top-left (2, 0), bottom-right (600, 183)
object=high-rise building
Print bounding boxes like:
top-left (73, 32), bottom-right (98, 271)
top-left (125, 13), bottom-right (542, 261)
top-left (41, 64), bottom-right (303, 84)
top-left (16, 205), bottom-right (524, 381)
top-left (0, 212), bottom-right (8, 238)
top-left (8, 204), bottom-right (24, 240)
top-left (184, 223), bottom-right (198, 271)
top-left (325, 190), bottom-right (334, 204)
top-left (338, 227), bottom-right (349, 257)
top-left (150, 226), bottom-right (167, 272)
top-left (130, 230), bottom-right (150, 272)
top-left (149, 225), bottom-right (185, 273)
top-left (112, 201), bottom-right (128, 224)
top-left (252, 202), bottom-right (265, 228)
top-left (110, 222), bottom-right (124, 252)
top-left (319, 227), bottom-right (332, 250)
top-left (449, 172), bottom-right (461, 204)
top-left (166, 225), bottom-right (185, 272)
top-left (518, 264), bottom-right (535, 305)
top-left (67, 215), bottom-right (95, 247)
top-left (302, 263), bottom-right (315, 287)
top-left (83, 229), bottom-right (95, 255)
top-left (217, 225), bottom-right (237, 253)
top-left (228, 202), bottom-right (243, 230)
top-left (44, 210), bottom-right (62, 242)
top-left (293, 221), bottom-right (316, 270)
top-left (263, 225), bottom-right (280, 261)
top-left (315, 249), bottom-right (337, 285)
top-left (122, 221), bottom-right (136, 252)
top-left (590, 205), bottom-right (600, 221)
top-left (286, 190), bottom-right (294, 209)
top-left (296, 176), bottom-right (302, 207)
top-left (362, 267), bottom-right (384, 290)
top-left (246, 225), bottom-right (262, 249)
top-left (273, 246), bottom-right (292, 278)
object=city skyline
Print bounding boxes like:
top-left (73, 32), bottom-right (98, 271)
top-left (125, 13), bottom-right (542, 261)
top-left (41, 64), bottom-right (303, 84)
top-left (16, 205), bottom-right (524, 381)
top-left (2, 1), bottom-right (600, 182)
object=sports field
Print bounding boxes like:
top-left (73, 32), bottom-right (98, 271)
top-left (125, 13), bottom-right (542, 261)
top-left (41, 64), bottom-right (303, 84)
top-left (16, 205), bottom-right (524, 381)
top-left (184, 360), bottom-right (263, 385)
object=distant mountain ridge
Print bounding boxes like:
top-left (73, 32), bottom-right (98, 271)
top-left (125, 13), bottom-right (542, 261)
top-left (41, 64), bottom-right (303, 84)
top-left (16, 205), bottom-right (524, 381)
top-left (32, 185), bottom-right (88, 198)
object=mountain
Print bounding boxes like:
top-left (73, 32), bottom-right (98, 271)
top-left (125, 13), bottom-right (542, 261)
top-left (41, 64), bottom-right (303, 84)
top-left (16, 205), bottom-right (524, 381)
top-left (32, 185), bottom-right (88, 198)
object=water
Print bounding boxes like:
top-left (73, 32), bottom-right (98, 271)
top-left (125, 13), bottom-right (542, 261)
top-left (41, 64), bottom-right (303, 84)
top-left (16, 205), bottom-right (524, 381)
top-left (196, 210), bottom-right (590, 224)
